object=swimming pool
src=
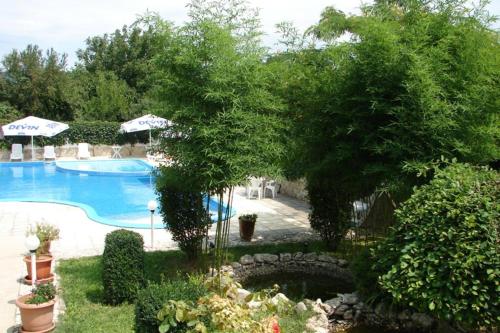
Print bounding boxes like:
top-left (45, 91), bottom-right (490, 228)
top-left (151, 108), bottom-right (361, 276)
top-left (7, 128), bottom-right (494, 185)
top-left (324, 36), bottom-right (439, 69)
top-left (0, 160), bottom-right (228, 229)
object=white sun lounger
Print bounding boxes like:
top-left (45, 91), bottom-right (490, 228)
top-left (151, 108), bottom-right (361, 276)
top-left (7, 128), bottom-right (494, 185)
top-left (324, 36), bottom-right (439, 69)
top-left (10, 144), bottom-right (23, 161)
top-left (43, 146), bottom-right (56, 160)
top-left (77, 143), bottom-right (91, 159)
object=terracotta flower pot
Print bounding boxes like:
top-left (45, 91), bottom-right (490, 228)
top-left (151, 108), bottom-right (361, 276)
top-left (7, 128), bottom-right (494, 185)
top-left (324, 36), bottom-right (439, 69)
top-left (24, 255), bottom-right (53, 281)
top-left (239, 217), bottom-right (256, 241)
top-left (16, 294), bottom-right (55, 333)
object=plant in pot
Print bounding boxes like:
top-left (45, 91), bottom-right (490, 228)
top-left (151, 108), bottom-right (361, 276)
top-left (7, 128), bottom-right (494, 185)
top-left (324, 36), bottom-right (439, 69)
top-left (16, 282), bottom-right (57, 333)
top-left (238, 214), bottom-right (257, 241)
top-left (24, 223), bottom-right (60, 284)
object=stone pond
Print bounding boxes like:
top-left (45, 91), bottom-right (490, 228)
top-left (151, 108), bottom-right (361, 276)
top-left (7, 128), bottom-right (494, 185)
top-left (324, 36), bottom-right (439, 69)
top-left (220, 252), bottom-right (437, 333)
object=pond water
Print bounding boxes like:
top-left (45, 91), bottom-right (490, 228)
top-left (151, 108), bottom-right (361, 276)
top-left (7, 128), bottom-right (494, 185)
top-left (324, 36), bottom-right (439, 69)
top-left (243, 272), bottom-right (354, 302)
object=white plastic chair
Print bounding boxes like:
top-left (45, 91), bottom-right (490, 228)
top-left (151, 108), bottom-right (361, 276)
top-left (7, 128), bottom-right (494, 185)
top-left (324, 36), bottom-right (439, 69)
top-left (43, 146), bottom-right (56, 160)
top-left (10, 144), bottom-right (23, 161)
top-left (77, 143), bottom-right (91, 159)
top-left (246, 177), bottom-right (263, 200)
top-left (264, 179), bottom-right (278, 198)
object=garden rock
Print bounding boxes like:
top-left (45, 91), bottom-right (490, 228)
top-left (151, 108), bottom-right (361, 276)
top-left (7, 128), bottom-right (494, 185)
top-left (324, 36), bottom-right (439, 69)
top-left (341, 293), bottom-right (359, 305)
top-left (343, 310), bottom-right (354, 320)
top-left (411, 313), bottom-right (434, 330)
top-left (295, 302), bottom-right (307, 313)
top-left (325, 297), bottom-right (342, 309)
top-left (240, 255), bottom-right (254, 265)
top-left (271, 293), bottom-right (290, 305)
top-left (279, 253), bottom-right (291, 262)
top-left (236, 288), bottom-right (251, 303)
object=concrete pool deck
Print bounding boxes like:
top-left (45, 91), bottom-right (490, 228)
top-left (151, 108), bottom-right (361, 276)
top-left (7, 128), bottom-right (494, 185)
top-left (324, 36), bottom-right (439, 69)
top-left (0, 187), bottom-right (314, 332)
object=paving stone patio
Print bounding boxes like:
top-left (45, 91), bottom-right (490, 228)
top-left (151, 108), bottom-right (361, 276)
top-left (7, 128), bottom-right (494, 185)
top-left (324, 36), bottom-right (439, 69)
top-left (0, 186), bottom-right (314, 332)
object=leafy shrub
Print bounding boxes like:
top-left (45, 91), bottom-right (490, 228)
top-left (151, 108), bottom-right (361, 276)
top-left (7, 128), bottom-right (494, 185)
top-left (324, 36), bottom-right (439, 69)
top-left (134, 276), bottom-right (208, 333)
top-left (102, 229), bottom-right (145, 305)
top-left (374, 163), bottom-right (499, 328)
top-left (157, 274), bottom-right (284, 333)
top-left (350, 247), bottom-right (389, 304)
top-left (156, 167), bottom-right (212, 260)
top-left (26, 282), bottom-right (57, 305)
top-left (307, 177), bottom-right (353, 250)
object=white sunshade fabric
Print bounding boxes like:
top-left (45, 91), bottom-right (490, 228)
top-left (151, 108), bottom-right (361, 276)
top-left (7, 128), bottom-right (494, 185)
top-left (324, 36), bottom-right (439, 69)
top-left (120, 114), bottom-right (171, 133)
top-left (1, 116), bottom-right (69, 160)
top-left (2, 116), bottom-right (69, 137)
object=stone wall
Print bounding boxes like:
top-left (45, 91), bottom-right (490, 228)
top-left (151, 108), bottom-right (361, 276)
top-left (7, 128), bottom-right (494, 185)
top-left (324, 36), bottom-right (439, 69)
top-left (230, 252), bottom-right (353, 286)
top-left (279, 178), bottom-right (308, 202)
top-left (0, 144), bottom-right (148, 161)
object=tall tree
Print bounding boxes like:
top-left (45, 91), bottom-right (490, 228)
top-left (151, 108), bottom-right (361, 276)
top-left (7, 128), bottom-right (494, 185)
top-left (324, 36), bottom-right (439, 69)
top-left (1, 45), bottom-right (74, 120)
top-left (155, 0), bottom-right (284, 276)
top-left (284, 0), bottom-right (499, 248)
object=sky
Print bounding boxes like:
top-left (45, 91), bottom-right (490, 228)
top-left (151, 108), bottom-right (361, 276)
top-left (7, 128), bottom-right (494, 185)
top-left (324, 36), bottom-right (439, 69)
top-left (0, 0), bottom-right (499, 68)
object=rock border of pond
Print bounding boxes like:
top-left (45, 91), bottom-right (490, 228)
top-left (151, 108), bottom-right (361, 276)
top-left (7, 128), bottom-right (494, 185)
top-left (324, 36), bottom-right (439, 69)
top-left (221, 252), bottom-right (438, 333)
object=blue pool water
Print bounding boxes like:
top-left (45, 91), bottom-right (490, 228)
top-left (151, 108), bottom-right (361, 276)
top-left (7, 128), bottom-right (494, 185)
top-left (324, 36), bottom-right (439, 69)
top-left (0, 160), bottom-right (228, 229)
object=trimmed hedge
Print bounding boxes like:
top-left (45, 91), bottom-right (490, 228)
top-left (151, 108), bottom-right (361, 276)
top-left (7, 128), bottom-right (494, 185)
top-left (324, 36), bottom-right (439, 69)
top-left (0, 120), bottom-right (149, 147)
top-left (134, 276), bottom-right (207, 333)
top-left (102, 229), bottom-right (145, 305)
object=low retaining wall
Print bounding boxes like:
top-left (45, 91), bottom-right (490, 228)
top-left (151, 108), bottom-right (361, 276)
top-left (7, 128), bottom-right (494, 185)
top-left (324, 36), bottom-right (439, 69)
top-left (0, 144), bottom-right (148, 161)
top-left (279, 178), bottom-right (308, 202)
top-left (229, 252), bottom-right (353, 285)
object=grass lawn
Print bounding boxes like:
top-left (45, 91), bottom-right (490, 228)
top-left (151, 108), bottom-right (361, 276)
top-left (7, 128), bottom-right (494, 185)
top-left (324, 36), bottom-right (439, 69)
top-left (56, 240), bottom-right (358, 332)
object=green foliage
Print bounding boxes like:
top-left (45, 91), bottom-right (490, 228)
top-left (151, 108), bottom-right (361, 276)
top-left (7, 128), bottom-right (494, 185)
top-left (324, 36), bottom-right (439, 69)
top-left (1, 45), bottom-right (75, 120)
top-left (102, 229), bottom-right (145, 305)
top-left (307, 176), bottom-right (355, 250)
top-left (157, 274), bottom-right (284, 333)
top-left (26, 282), bottom-right (56, 305)
top-left (374, 163), bottom-right (499, 328)
top-left (134, 276), bottom-right (207, 333)
top-left (76, 71), bottom-right (136, 122)
top-left (271, 0), bottom-right (499, 248)
top-left (155, 0), bottom-right (285, 273)
top-left (0, 102), bottom-right (22, 121)
top-left (350, 247), bottom-right (389, 303)
top-left (156, 167), bottom-right (212, 260)
top-left (238, 214), bottom-right (257, 224)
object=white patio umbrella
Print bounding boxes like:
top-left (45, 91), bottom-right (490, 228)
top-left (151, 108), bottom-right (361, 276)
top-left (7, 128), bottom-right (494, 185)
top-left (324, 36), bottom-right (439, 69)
top-left (120, 114), bottom-right (172, 147)
top-left (2, 116), bottom-right (69, 160)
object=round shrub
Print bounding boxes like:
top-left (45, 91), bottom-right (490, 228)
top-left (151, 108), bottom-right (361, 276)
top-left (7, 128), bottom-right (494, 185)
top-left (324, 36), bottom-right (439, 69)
top-left (102, 229), bottom-right (145, 305)
top-left (374, 163), bottom-right (499, 328)
top-left (134, 276), bottom-right (207, 333)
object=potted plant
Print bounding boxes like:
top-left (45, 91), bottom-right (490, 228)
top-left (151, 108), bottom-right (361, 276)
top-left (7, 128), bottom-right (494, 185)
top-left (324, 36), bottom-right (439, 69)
top-left (24, 223), bottom-right (60, 284)
top-left (238, 214), bottom-right (257, 241)
top-left (16, 282), bottom-right (57, 332)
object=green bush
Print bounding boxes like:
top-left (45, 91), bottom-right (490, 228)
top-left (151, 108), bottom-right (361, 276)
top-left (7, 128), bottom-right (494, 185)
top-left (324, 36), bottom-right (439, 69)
top-left (350, 247), bottom-right (389, 304)
top-left (156, 167), bottom-right (212, 260)
top-left (134, 276), bottom-right (207, 333)
top-left (102, 229), bottom-right (145, 305)
top-left (307, 177), bottom-right (353, 250)
top-left (373, 163), bottom-right (499, 328)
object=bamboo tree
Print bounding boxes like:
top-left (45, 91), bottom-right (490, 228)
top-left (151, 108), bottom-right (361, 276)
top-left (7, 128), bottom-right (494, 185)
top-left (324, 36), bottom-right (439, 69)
top-left (154, 0), bottom-right (284, 290)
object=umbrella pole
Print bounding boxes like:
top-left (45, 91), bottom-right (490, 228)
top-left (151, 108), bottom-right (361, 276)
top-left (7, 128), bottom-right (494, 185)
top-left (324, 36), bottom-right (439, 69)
top-left (149, 129), bottom-right (152, 149)
top-left (31, 136), bottom-right (34, 161)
